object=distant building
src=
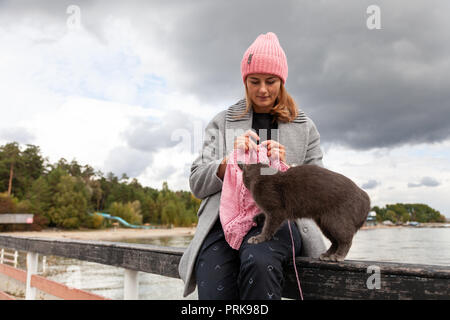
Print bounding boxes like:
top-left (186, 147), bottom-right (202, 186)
top-left (365, 211), bottom-right (377, 226)
top-left (0, 213), bottom-right (34, 224)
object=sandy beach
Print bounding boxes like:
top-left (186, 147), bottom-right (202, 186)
top-left (1, 227), bottom-right (197, 241)
top-left (1, 222), bottom-right (447, 241)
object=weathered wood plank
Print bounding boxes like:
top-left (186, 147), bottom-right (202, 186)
top-left (0, 236), bottom-right (183, 278)
top-left (1, 235), bottom-right (448, 300)
top-left (0, 263), bottom-right (27, 283)
top-left (282, 257), bottom-right (450, 300)
top-left (30, 274), bottom-right (109, 300)
top-left (0, 290), bottom-right (16, 300)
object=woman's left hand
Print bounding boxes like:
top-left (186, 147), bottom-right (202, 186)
top-left (260, 140), bottom-right (287, 163)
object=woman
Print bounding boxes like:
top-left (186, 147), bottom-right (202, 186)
top-left (178, 32), bottom-right (326, 300)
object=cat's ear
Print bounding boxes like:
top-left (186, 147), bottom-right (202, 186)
top-left (237, 163), bottom-right (245, 171)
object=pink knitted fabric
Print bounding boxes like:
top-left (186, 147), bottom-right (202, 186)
top-left (219, 145), bottom-right (290, 250)
top-left (241, 32), bottom-right (288, 84)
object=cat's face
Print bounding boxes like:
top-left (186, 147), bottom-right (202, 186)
top-left (237, 163), bottom-right (270, 189)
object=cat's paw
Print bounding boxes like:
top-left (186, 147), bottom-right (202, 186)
top-left (320, 253), bottom-right (345, 262)
top-left (332, 254), bottom-right (345, 262)
top-left (248, 235), bottom-right (265, 244)
top-left (319, 253), bottom-right (331, 261)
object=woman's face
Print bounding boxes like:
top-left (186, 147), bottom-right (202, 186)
top-left (246, 73), bottom-right (281, 112)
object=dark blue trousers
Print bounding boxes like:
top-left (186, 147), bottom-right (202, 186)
top-left (195, 217), bottom-right (302, 300)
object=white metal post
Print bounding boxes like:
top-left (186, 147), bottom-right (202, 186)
top-left (42, 256), bottom-right (47, 273)
top-left (26, 252), bottom-right (38, 300)
top-left (13, 251), bottom-right (18, 268)
top-left (124, 269), bottom-right (139, 300)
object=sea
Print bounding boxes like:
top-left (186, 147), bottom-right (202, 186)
top-left (9, 226), bottom-right (450, 300)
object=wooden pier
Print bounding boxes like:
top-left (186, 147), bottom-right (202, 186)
top-left (0, 234), bottom-right (448, 300)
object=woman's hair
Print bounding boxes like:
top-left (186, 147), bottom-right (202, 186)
top-left (234, 81), bottom-right (299, 123)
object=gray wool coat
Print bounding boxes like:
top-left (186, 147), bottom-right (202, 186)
top-left (178, 98), bottom-right (327, 297)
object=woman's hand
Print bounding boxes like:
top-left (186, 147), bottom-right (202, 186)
top-left (260, 140), bottom-right (287, 163)
top-left (217, 130), bottom-right (259, 180)
top-left (234, 129), bottom-right (260, 152)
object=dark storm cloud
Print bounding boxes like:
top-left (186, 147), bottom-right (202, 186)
top-left (362, 179), bottom-right (379, 190)
top-left (123, 110), bottom-right (202, 154)
top-left (408, 176), bottom-right (440, 188)
top-left (118, 0), bottom-right (450, 151)
top-left (103, 146), bottom-right (153, 178)
top-left (101, 107), bottom-right (200, 178)
top-left (3, 0), bottom-right (450, 150)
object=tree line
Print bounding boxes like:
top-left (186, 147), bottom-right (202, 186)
top-left (0, 142), bottom-right (201, 231)
top-left (372, 203), bottom-right (446, 223)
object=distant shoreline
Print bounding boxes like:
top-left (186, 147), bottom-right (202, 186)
top-left (1, 222), bottom-right (448, 241)
top-left (361, 222), bottom-right (450, 230)
top-left (1, 226), bottom-right (197, 241)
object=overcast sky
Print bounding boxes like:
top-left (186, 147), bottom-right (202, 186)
top-left (1, 0), bottom-right (449, 218)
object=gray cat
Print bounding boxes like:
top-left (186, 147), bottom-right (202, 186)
top-left (237, 163), bottom-right (371, 262)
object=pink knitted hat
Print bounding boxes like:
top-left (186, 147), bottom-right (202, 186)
top-left (241, 32), bottom-right (288, 84)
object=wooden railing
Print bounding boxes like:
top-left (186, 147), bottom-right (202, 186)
top-left (0, 262), bottom-right (108, 300)
top-left (0, 234), bottom-right (449, 300)
top-left (0, 248), bottom-right (18, 268)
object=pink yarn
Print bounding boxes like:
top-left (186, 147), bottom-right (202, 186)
top-left (219, 145), bottom-right (290, 250)
top-left (241, 32), bottom-right (288, 84)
